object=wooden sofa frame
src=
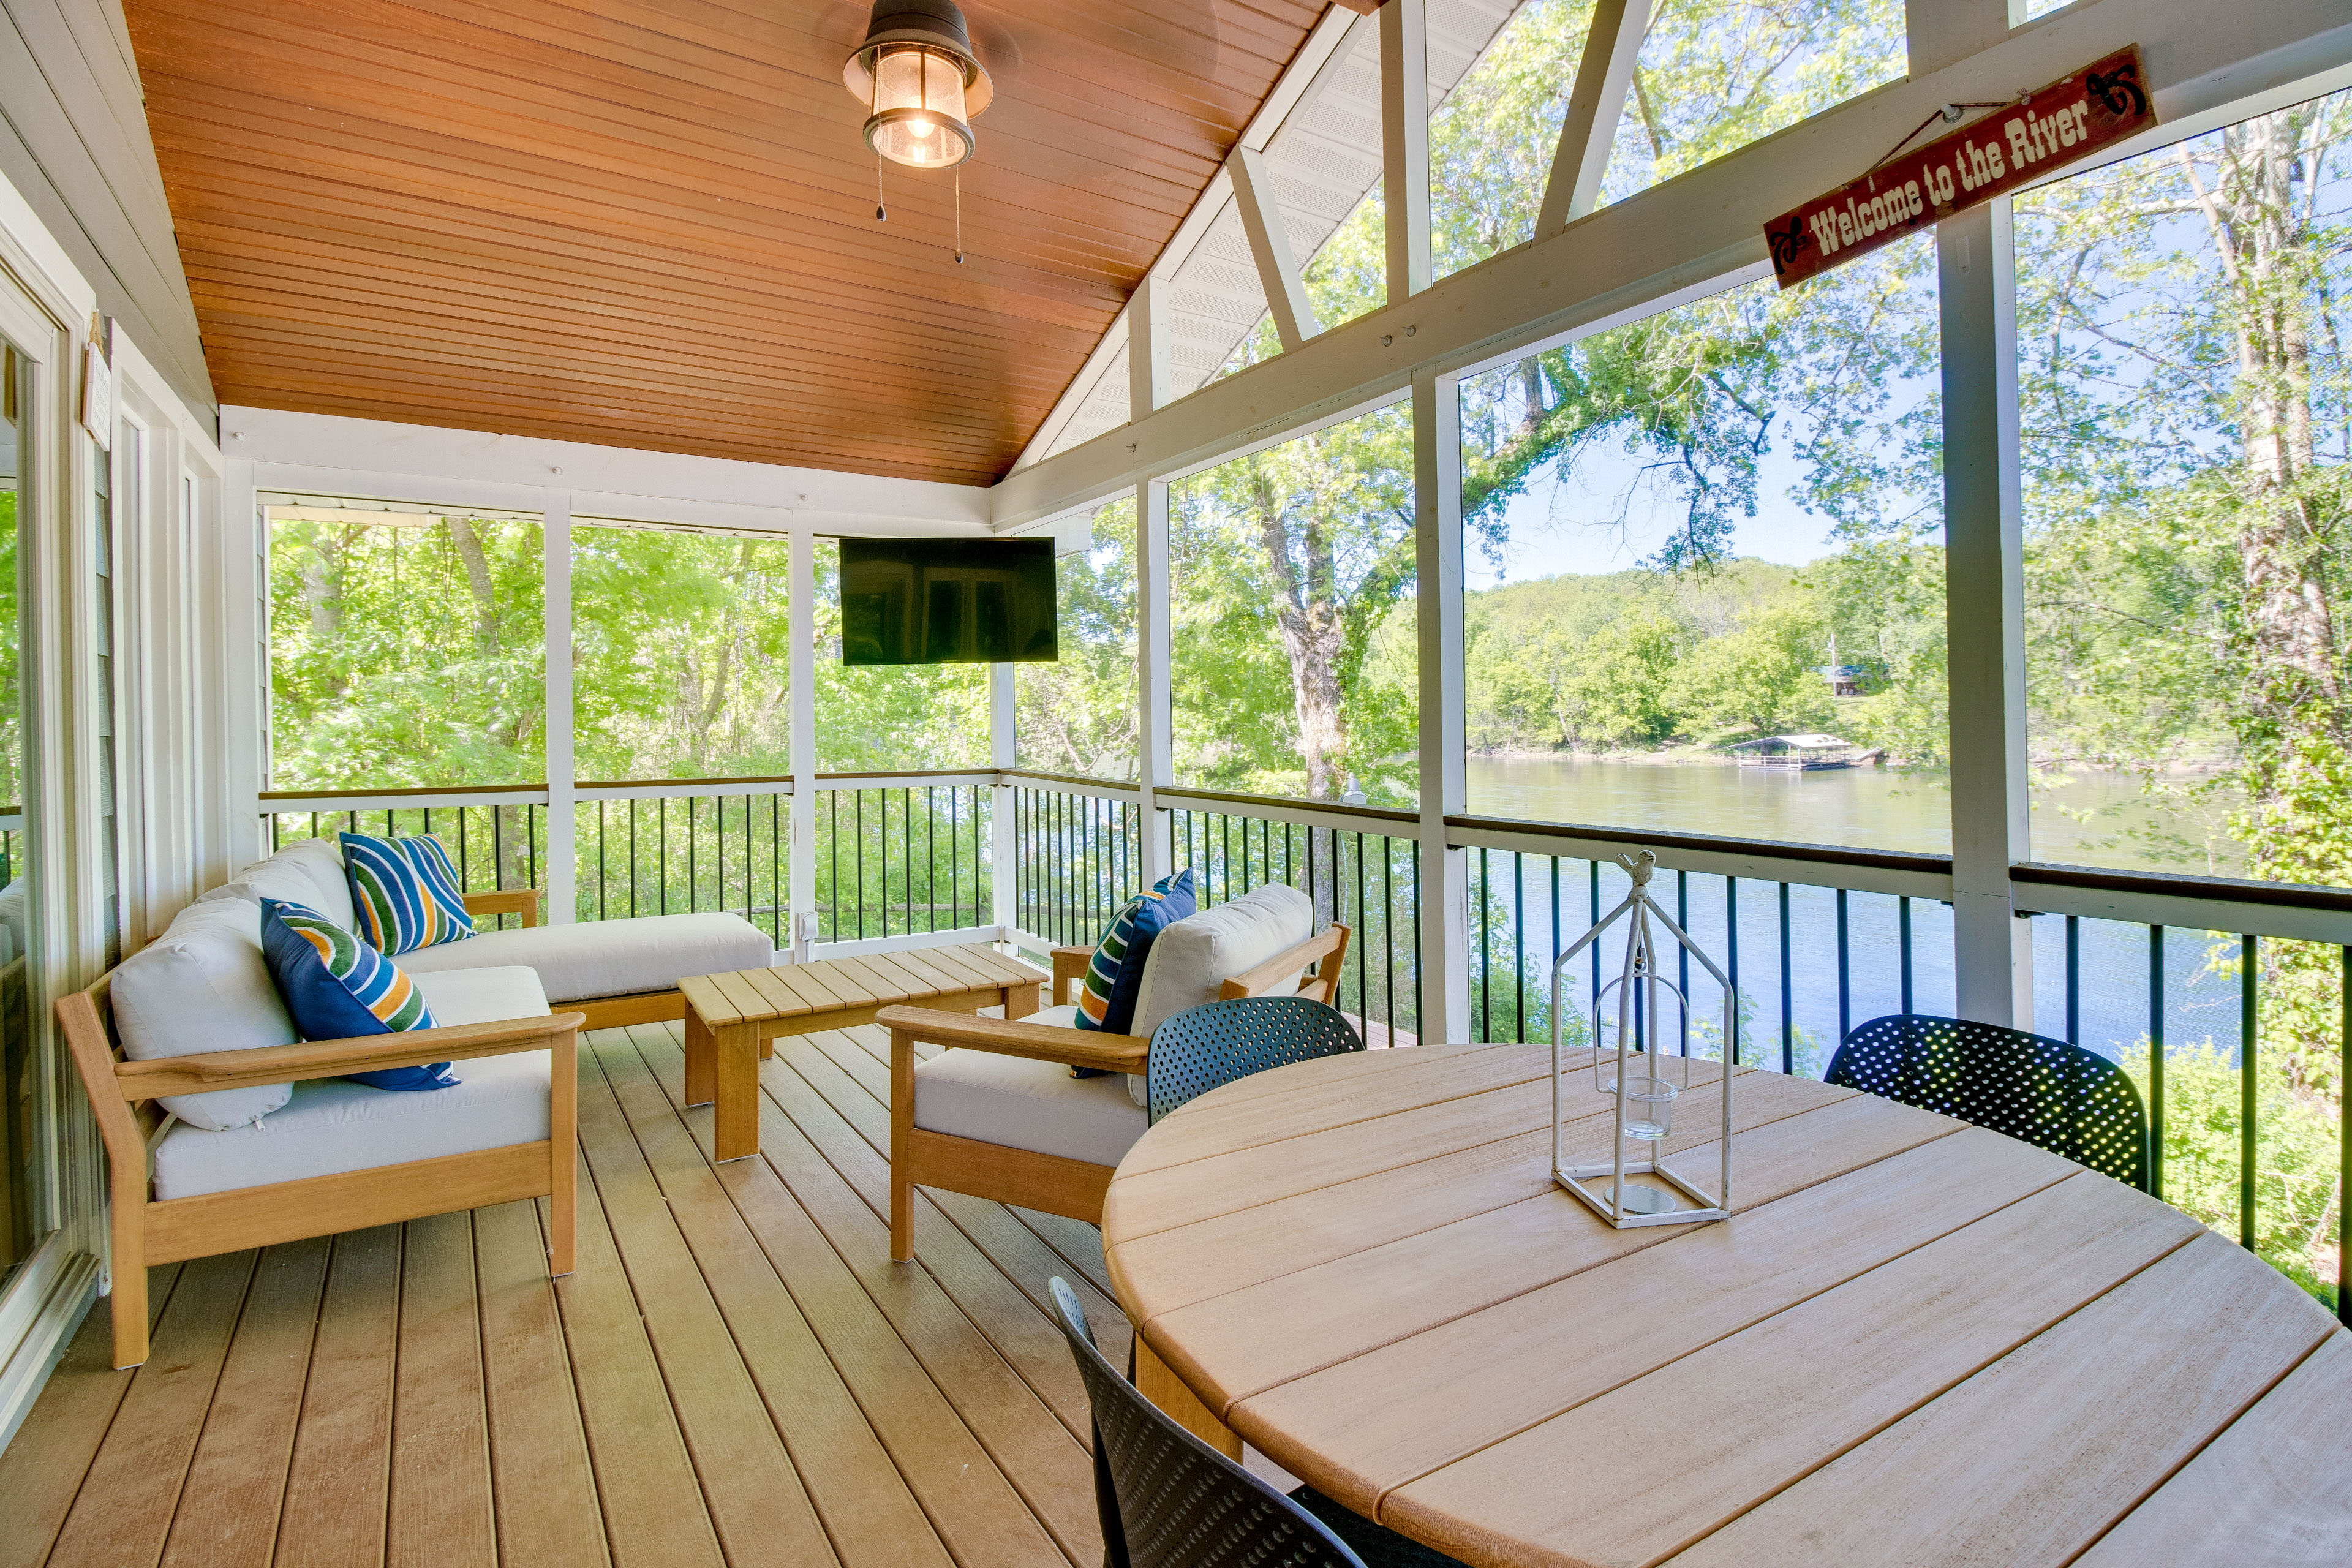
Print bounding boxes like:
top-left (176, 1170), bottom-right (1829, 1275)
top-left (878, 922), bottom-right (1351, 1261)
top-left (61, 890), bottom-right (588, 1370)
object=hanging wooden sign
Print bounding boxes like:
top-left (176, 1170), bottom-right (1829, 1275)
top-left (1763, 44), bottom-right (2157, 288)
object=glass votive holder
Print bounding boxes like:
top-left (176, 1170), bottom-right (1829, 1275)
top-left (1622, 1076), bottom-right (1676, 1142)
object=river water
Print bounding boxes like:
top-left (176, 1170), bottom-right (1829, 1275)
top-left (1462, 756), bottom-right (2252, 1065)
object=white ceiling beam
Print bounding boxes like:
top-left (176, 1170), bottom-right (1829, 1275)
top-left (1534, 0), bottom-right (1651, 235)
top-left (227, 407), bottom-right (990, 531)
top-left (1005, 6), bottom-right (1366, 474)
top-left (1381, 0), bottom-right (1433, 301)
top-left (1128, 271), bottom-right (1169, 418)
top-left (1226, 145), bottom-right (1321, 353)
top-left (991, 0), bottom-right (2352, 530)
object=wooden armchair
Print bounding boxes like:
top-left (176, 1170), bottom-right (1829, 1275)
top-left (61, 973), bottom-right (584, 1369)
top-left (880, 921), bottom-right (1349, 1259)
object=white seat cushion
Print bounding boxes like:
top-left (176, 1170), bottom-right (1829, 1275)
top-left (395, 911), bottom-right (775, 1001)
top-left (151, 967), bottom-right (554, 1201)
top-left (914, 1004), bottom-right (1148, 1168)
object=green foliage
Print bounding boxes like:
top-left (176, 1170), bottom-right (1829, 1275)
top-left (1017, 501), bottom-right (1139, 780)
top-left (1465, 561), bottom-right (1860, 750)
top-left (2121, 1037), bottom-right (2342, 1309)
top-left (1672, 599), bottom-right (1835, 739)
top-left (1172, 403), bottom-right (1420, 802)
top-left (269, 515), bottom-right (544, 788)
top-left (571, 526), bottom-right (790, 780)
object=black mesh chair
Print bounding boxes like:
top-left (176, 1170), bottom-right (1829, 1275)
top-left (1049, 1277), bottom-right (1468, 1568)
top-left (1828, 1014), bottom-right (2149, 1189)
top-left (1145, 995), bottom-right (1365, 1122)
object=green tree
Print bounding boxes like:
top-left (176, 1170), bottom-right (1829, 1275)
top-left (571, 526), bottom-right (791, 780)
top-left (268, 513), bottom-right (544, 788)
top-left (1671, 599), bottom-right (1834, 739)
top-left (1017, 501), bottom-right (1140, 780)
top-left (1174, 404), bottom-right (1418, 801)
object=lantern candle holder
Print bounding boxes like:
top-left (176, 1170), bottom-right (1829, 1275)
top-left (1550, 850), bottom-right (1735, 1227)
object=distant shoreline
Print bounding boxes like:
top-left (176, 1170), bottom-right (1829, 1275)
top-left (1466, 747), bottom-right (2235, 774)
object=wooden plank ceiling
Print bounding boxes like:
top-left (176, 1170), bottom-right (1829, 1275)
top-left (123, 0), bottom-right (1330, 486)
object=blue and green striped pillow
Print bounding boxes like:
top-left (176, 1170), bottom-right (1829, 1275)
top-left (258, 898), bottom-right (456, 1091)
top-left (341, 831), bottom-right (475, 955)
top-left (1073, 868), bottom-right (1196, 1036)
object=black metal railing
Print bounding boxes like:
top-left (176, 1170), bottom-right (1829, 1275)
top-left (813, 777), bottom-right (990, 943)
top-left (1463, 849), bottom-right (1942, 1079)
top-left (577, 781), bottom-right (790, 948)
top-left (1009, 780), bottom-right (1144, 949)
top-left (1165, 791), bottom-right (1422, 1049)
top-left (1452, 820), bottom-right (2351, 1327)
top-left (263, 794), bottom-right (546, 930)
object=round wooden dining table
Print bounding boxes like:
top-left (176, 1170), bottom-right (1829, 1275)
top-left (1100, 1041), bottom-right (2352, 1568)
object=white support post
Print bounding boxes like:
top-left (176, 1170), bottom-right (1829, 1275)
top-left (990, 660), bottom-right (1016, 940)
top-left (789, 522), bottom-right (816, 960)
top-left (1380, 0), bottom-right (1432, 302)
top-left (541, 498), bottom-right (575, 924)
top-left (1915, 0), bottom-right (2032, 1028)
top-left (1413, 368), bottom-right (1470, 1044)
top-left (1137, 478), bottom-right (1174, 887)
top-left (1227, 146), bottom-right (1320, 352)
top-left (1940, 201), bottom-right (2034, 1029)
top-left (1534, 0), bottom-right (1649, 235)
top-left (1128, 274), bottom-right (1168, 420)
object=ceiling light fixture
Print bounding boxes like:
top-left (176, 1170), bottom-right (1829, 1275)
top-left (845, 0), bottom-right (992, 260)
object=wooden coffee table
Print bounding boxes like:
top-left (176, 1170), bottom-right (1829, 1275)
top-left (679, 942), bottom-right (1045, 1161)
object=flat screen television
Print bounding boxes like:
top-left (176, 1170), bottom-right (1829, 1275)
top-left (839, 537), bottom-right (1058, 666)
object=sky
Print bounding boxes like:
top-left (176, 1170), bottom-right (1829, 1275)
top-left (1469, 431), bottom-right (1853, 589)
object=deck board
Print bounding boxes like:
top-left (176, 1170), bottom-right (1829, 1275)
top-left (158, 1238), bottom-right (327, 1568)
top-left (13, 1022), bottom-right (1101, 1568)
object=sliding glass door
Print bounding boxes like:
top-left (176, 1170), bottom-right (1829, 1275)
top-left (0, 339), bottom-right (37, 1286)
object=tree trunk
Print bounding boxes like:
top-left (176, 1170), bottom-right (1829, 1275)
top-left (2196, 110), bottom-right (2348, 888)
top-left (444, 517), bottom-right (500, 657)
top-left (1245, 463), bottom-right (1351, 799)
top-left (300, 531), bottom-right (347, 695)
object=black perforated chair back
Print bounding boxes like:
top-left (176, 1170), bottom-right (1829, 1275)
top-left (1147, 997), bottom-right (1365, 1123)
top-left (1049, 1278), bottom-right (1366, 1568)
top-left (1828, 1014), bottom-right (2149, 1188)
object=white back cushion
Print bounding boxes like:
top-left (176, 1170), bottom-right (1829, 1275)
top-left (273, 835), bottom-right (359, 930)
top-left (110, 900), bottom-right (295, 1129)
top-left (195, 837), bottom-right (356, 932)
top-left (1130, 882), bottom-right (1313, 1038)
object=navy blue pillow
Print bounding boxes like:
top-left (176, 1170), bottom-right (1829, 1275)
top-left (259, 898), bottom-right (459, 1091)
top-left (1070, 869), bottom-right (1197, 1079)
top-left (1098, 867), bottom-right (1196, 1033)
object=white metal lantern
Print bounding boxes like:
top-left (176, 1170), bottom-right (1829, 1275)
top-left (843, 0), bottom-right (993, 170)
top-left (1551, 851), bottom-right (1735, 1227)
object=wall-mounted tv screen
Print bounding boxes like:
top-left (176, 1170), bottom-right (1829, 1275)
top-left (839, 537), bottom-right (1058, 666)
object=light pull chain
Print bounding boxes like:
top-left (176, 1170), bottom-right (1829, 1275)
top-left (954, 167), bottom-right (964, 263)
top-left (876, 151), bottom-right (886, 222)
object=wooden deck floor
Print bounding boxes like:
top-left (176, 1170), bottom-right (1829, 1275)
top-left (0, 1019), bottom-right (1133, 1568)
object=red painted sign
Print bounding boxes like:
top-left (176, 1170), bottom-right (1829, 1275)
top-left (1764, 45), bottom-right (2157, 288)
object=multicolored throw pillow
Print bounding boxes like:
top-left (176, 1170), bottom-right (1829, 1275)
top-left (258, 897), bottom-right (458, 1091)
top-left (1073, 869), bottom-right (1196, 1037)
top-left (341, 831), bottom-right (475, 955)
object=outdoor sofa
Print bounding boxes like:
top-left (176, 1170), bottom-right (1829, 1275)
top-left (61, 834), bottom-right (774, 1368)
